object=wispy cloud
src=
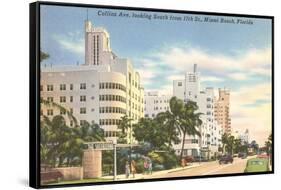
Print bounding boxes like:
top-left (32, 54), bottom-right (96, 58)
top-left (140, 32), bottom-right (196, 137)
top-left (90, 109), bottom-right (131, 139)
top-left (136, 44), bottom-right (272, 144)
top-left (53, 31), bottom-right (84, 56)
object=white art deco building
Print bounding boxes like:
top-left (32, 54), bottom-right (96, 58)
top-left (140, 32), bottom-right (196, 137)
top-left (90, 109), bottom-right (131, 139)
top-left (41, 20), bottom-right (144, 142)
top-left (144, 91), bottom-right (171, 118)
top-left (173, 64), bottom-right (222, 158)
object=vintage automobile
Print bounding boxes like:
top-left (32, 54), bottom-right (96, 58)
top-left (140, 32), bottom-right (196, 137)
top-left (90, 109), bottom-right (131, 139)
top-left (244, 158), bottom-right (269, 172)
top-left (219, 155), bottom-right (233, 164)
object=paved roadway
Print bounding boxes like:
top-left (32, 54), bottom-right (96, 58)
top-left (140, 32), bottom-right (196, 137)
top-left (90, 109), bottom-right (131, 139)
top-left (144, 157), bottom-right (254, 179)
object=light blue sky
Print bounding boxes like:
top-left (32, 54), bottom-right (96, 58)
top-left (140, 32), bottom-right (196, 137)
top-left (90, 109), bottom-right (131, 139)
top-left (40, 5), bottom-right (272, 143)
top-left (41, 5), bottom-right (271, 92)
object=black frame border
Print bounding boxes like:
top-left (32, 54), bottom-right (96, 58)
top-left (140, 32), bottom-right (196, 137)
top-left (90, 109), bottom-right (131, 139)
top-left (29, 1), bottom-right (274, 189)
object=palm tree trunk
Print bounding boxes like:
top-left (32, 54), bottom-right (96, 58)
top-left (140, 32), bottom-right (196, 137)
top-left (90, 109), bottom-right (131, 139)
top-left (180, 129), bottom-right (187, 162)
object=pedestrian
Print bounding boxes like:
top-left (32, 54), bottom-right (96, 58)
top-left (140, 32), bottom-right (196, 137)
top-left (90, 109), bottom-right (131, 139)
top-left (148, 159), bottom-right (153, 174)
top-left (131, 160), bottom-right (136, 178)
top-left (125, 161), bottom-right (130, 178)
top-left (181, 158), bottom-right (186, 168)
top-left (143, 159), bottom-right (148, 174)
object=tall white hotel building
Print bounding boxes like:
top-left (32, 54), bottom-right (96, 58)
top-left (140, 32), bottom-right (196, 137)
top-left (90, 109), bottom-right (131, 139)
top-left (40, 20), bottom-right (144, 142)
top-left (173, 64), bottom-right (222, 158)
top-left (144, 91), bottom-right (171, 118)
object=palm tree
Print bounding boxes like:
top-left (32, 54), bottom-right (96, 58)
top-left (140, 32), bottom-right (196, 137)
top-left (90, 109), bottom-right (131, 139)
top-left (226, 135), bottom-right (235, 155)
top-left (117, 115), bottom-right (133, 143)
top-left (40, 50), bottom-right (50, 62)
top-left (234, 138), bottom-right (242, 154)
top-left (221, 133), bottom-right (229, 154)
top-left (265, 134), bottom-right (272, 155)
top-left (179, 100), bottom-right (202, 161)
top-left (155, 111), bottom-right (180, 147)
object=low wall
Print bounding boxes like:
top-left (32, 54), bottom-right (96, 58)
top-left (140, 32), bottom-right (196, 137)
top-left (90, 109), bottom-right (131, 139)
top-left (53, 167), bottom-right (83, 181)
top-left (83, 149), bottom-right (102, 178)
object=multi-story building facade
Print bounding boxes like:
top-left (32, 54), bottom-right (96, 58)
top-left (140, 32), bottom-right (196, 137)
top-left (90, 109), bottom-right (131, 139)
top-left (144, 91), bottom-right (171, 118)
top-left (173, 64), bottom-right (222, 158)
top-left (214, 88), bottom-right (231, 134)
top-left (41, 20), bottom-right (144, 142)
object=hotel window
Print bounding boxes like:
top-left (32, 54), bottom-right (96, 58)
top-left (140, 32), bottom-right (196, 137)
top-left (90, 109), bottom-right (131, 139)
top-left (129, 73), bottom-right (132, 83)
top-left (80, 95), bottom-right (86, 102)
top-left (47, 109), bottom-right (53, 116)
top-left (47, 97), bottom-right (53, 102)
top-left (47, 85), bottom-right (53, 91)
top-left (60, 109), bottom-right (66, 115)
top-left (80, 107), bottom-right (86, 114)
top-left (80, 83), bottom-right (86, 90)
top-left (60, 84), bottom-right (66, 91)
top-left (40, 85), bottom-right (43, 91)
top-left (70, 108), bottom-right (73, 114)
top-left (70, 96), bottom-right (73, 102)
top-left (80, 120), bottom-right (87, 126)
top-left (60, 96), bottom-right (66, 103)
top-left (178, 82), bottom-right (182, 86)
top-left (70, 120), bottom-right (73, 127)
top-left (70, 84), bottom-right (73, 90)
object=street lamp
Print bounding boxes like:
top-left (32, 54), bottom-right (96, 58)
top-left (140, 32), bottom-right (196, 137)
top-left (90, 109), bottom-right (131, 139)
top-left (113, 142), bottom-right (117, 181)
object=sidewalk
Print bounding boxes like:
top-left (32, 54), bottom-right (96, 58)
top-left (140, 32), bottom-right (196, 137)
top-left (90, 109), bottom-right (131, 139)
top-left (101, 163), bottom-right (201, 181)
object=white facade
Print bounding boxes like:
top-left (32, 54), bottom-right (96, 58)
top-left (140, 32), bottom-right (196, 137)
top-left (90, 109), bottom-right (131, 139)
top-left (41, 20), bottom-right (144, 142)
top-left (173, 64), bottom-right (222, 158)
top-left (144, 91), bottom-right (171, 118)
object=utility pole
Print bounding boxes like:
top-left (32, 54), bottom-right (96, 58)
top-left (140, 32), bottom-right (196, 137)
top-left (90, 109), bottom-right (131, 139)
top-left (113, 143), bottom-right (117, 181)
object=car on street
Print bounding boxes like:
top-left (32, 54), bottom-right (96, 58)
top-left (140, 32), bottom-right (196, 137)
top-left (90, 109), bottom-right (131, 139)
top-left (219, 155), bottom-right (233, 164)
top-left (244, 158), bottom-right (269, 172)
top-left (238, 152), bottom-right (247, 159)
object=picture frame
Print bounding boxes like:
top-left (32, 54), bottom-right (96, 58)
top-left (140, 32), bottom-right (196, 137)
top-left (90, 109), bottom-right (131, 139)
top-left (30, 1), bottom-right (274, 188)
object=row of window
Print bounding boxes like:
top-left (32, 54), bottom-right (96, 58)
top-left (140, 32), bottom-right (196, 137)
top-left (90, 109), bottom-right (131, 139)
top-left (152, 106), bottom-right (169, 111)
top-left (99, 94), bottom-right (126, 103)
top-left (46, 95), bottom-right (90, 103)
top-left (144, 100), bottom-right (170, 104)
top-left (42, 83), bottom-right (87, 91)
top-left (99, 82), bottom-right (126, 92)
top-left (104, 131), bottom-right (118, 137)
top-left (43, 107), bottom-right (94, 116)
top-left (99, 107), bottom-right (126, 114)
top-left (99, 119), bottom-right (121, 126)
top-left (184, 139), bottom-right (199, 144)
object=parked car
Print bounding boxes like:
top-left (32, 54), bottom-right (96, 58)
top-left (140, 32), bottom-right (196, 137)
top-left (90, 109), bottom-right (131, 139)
top-left (244, 158), bottom-right (269, 172)
top-left (238, 152), bottom-right (247, 159)
top-left (241, 153), bottom-right (247, 159)
top-left (219, 155), bottom-right (233, 164)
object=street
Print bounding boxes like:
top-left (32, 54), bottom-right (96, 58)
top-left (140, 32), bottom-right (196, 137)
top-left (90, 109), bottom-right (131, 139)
top-left (143, 156), bottom-right (254, 179)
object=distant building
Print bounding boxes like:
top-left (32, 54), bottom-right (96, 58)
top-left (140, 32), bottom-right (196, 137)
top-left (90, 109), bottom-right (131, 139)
top-left (233, 129), bottom-right (249, 145)
top-left (144, 91), bottom-right (171, 118)
top-left (214, 88), bottom-right (231, 134)
top-left (41, 20), bottom-right (144, 143)
top-left (173, 64), bottom-right (222, 158)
